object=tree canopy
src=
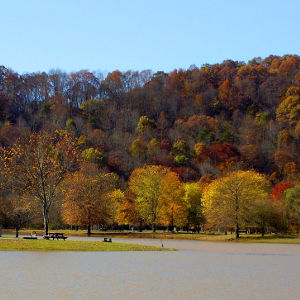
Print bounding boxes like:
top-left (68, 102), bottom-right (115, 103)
top-left (202, 171), bottom-right (269, 238)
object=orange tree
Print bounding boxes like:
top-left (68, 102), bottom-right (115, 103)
top-left (158, 171), bottom-right (186, 230)
top-left (61, 165), bottom-right (119, 234)
top-left (115, 189), bottom-right (144, 231)
top-left (1, 130), bottom-right (78, 235)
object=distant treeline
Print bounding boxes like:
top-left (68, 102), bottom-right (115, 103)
top-left (0, 55), bottom-right (300, 236)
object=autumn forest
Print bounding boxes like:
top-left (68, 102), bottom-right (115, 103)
top-left (1, 54), bottom-right (300, 238)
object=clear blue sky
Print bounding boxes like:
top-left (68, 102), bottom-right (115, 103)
top-left (1, 0), bottom-right (300, 74)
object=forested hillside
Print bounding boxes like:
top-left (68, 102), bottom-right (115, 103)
top-left (1, 54), bottom-right (300, 235)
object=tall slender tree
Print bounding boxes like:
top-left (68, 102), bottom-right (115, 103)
top-left (1, 130), bottom-right (78, 235)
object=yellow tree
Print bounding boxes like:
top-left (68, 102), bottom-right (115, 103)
top-left (105, 189), bottom-right (125, 227)
top-left (202, 171), bottom-right (269, 238)
top-left (158, 172), bottom-right (186, 230)
top-left (276, 87), bottom-right (300, 126)
top-left (61, 165), bottom-right (119, 234)
top-left (136, 116), bottom-right (156, 137)
top-left (129, 165), bottom-right (169, 232)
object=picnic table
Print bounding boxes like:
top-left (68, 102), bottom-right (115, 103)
top-left (43, 232), bottom-right (68, 240)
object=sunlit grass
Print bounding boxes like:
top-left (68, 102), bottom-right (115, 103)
top-left (0, 239), bottom-right (172, 251)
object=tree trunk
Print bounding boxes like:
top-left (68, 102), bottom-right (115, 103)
top-left (235, 223), bottom-right (240, 239)
top-left (171, 206), bottom-right (174, 231)
top-left (139, 220), bottom-right (142, 232)
top-left (43, 201), bottom-right (50, 236)
top-left (171, 219), bottom-right (174, 232)
top-left (152, 223), bottom-right (156, 232)
top-left (15, 227), bottom-right (19, 238)
top-left (43, 214), bottom-right (49, 236)
top-left (261, 220), bottom-right (265, 237)
top-left (87, 225), bottom-right (91, 235)
top-left (235, 195), bottom-right (240, 239)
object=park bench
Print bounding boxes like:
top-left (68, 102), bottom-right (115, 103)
top-left (43, 232), bottom-right (68, 240)
top-left (23, 231), bottom-right (38, 240)
top-left (103, 237), bottom-right (112, 242)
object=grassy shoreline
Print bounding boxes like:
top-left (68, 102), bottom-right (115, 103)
top-left (2, 229), bottom-right (300, 244)
top-left (0, 238), bottom-right (172, 251)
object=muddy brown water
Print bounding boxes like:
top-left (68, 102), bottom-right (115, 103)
top-left (1, 236), bottom-right (300, 299)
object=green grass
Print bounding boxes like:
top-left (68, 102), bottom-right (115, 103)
top-left (0, 239), bottom-right (172, 251)
top-left (3, 229), bottom-right (300, 244)
top-left (232, 234), bottom-right (300, 244)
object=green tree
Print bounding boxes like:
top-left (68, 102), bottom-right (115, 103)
top-left (183, 182), bottom-right (205, 231)
top-left (284, 185), bottom-right (300, 234)
top-left (80, 98), bottom-right (103, 127)
top-left (248, 197), bottom-right (274, 237)
top-left (172, 140), bottom-right (189, 155)
top-left (81, 147), bottom-right (105, 165)
top-left (174, 154), bottom-right (189, 166)
top-left (197, 128), bottom-right (215, 145)
top-left (66, 118), bottom-right (77, 133)
top-left (136, 116), bottom-right (156, 136)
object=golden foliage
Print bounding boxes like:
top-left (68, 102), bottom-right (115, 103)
top-left (158, 172), bottom-right (186, 228)
top-left (202, 171), bottom-right (269, 233)
top-left (129, 165), bottom-right (169, 229)
top-left (276, 87), bottom-right (300, 126)
top-left (62, 169), bottom-right (118, 227)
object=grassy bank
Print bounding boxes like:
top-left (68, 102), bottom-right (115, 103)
top-left (2, 229), bottom-right (300, 244)
top-left (0, 239), bottom-right (171, 251)
top-left (232, 234), bottom-right (300, 244)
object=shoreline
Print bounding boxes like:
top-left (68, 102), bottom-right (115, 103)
top-left (2, 229), bottom-right (300, 245)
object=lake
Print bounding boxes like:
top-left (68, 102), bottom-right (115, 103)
top-left (1, 238), bottom-right (300, 299)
